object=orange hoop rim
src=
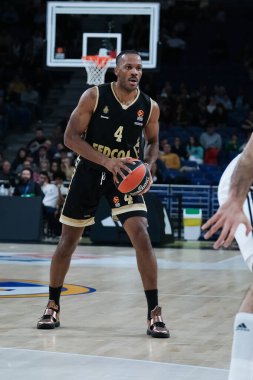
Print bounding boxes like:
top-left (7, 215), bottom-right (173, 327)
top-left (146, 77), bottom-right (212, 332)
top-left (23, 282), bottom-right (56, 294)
top-left (81, 55), bottom-right (112, 67)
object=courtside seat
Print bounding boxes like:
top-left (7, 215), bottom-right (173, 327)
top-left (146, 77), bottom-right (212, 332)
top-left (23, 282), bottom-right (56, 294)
top-left (163, 168), bottom-right (182, 182)
top-left (199, 163), bottom-right (220, 172)
top-left (184, 171), bottom-right (210, 185)
top-left (180, 159), bottom-right (199, 168)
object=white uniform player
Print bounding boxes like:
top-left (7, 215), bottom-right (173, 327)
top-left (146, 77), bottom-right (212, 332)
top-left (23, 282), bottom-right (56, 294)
top-left (202, 133), bottom-right (253, 380)
top-left (218, 153), bottom-right (253, 271)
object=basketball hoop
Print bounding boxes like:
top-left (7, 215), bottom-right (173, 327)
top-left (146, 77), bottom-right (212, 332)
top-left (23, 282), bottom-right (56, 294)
top-left (81, 55), bottom-right (112, 85)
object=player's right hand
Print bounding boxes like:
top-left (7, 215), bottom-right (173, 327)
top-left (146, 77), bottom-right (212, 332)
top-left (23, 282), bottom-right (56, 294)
top-left (104, 157), bottom-right (136, 184)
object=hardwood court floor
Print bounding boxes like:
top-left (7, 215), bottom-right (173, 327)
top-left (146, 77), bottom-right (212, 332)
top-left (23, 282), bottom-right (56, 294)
top-left (0, 240), bottom-right (251, 380)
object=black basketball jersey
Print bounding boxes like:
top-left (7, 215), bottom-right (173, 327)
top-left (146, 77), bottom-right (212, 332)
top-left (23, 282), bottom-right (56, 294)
top-left (85, 82), bottom-right (152, 160)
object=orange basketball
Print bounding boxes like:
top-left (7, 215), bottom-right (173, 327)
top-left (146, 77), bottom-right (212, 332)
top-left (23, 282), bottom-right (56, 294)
top-left (115, 159), bottom-right (151, 196)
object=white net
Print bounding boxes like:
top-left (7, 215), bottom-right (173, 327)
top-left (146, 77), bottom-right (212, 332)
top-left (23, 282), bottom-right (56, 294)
top-left (81, 56), bottom-right (112, 85)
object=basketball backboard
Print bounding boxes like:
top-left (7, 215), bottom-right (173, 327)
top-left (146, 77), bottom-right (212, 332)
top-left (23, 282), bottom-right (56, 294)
top-left (46, 2), bottom-right (160, 69)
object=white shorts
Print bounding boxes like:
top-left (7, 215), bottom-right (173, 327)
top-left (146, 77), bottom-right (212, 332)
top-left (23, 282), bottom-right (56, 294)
top-left (218, 154), bottom-right (253, 271)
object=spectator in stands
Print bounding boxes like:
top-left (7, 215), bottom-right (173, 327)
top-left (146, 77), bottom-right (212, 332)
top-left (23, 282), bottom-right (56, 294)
top-left (52, 143), bottom-right (65, 160)
top-left (213, 85), bottom-right (233, 111)
top-left (60, 156), bottom-right (75, 181)
top-left (34, 145), bottom-right (51, 167)
top-left (25, 155), bottom-right (39, 179)
top-left (53, 146), bottom-right (74, 162)
top-left (159, 143), bottom-right (181, 170)
top-left (53, 171), bottom-right (68, 213)
top-left (16, 158), bottom-right (33, 175)
top-left (225, 133), bottom-right (240, 153)
top-left (206, 97), bottom-right (217, 116)
top-left (171, 136), bottom-right (188, 160)
top-left (200, 123), bottom-right (222, 165)
top-left (38, 171), bottom-right (60, 238)
top-left (159, 137), bottom-right (169, 153)
top-left (51, 171), bottom-right (69, 236)
top-left (222, 133), bottom-right (241, 164)
top-left (15, 154), bottom-right (40, 179)
top-left (38, 159), bottom-right (51, 174)
top-left (212, 102), bottom-right (228, 126)
top-left (50, 161), bottom-right (62, 179)
top-left (206, 97), bottom-right (228, 126)
top-left (27, 126), bottom-right (47, 154)
top-left (151, 161), bottom-right (164, 184)
top-left (13, 168), bottom-right (43, 197)
top-left (53, 171), bottom-right (68, 198)
top-left (43, 139), bottom-right (56, 161)
top-left (235, 88), bottom-right (249, 112)
top-left (11, 147), bottom-right (28, 171)
top-left (186, 136), bottom-right (204, 165)
top-left (0, 160), bottom-right (16, 187)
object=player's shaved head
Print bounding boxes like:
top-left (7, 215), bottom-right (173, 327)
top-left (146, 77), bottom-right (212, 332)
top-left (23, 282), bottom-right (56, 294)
top-left (116, 50), bottom-right (141, 66)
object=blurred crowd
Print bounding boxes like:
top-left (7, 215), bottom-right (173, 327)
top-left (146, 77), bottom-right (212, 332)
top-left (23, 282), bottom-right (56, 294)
top-left (150, 80), bottom-right (252, 186)
top-left (0, 124), bottom-right (73, 237)
top-left (0, 1), bottom-right (51, 139)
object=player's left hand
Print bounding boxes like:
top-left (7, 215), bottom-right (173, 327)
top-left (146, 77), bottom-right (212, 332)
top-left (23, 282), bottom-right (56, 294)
top-left (202, 200), bottom-right (252, 249)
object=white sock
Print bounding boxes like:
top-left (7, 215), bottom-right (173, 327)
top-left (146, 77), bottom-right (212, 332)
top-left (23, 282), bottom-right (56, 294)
top-left (228, 312), bottom-right (253, 380)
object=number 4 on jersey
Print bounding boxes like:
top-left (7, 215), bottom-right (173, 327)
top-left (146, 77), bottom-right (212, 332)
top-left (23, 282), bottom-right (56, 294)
top-left (114, 126), bottom-right (123, 142)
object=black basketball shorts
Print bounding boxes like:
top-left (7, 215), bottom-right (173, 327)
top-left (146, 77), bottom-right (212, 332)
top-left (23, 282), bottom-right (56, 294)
top-left (60, 158), bottom-right (147, 228)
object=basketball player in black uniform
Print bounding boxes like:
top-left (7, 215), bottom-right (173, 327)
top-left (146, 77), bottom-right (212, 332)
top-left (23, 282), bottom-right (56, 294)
top-left (37, 50), bottom-right (169, 338)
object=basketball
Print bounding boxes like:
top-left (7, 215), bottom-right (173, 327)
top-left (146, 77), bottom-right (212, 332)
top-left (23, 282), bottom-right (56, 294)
top-left (115, 159), bottom-right (151, 196)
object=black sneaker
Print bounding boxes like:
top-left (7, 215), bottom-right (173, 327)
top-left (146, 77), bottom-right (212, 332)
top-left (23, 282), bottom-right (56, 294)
top-left (147, 306), bottom-right (170, 338)
top-left (37, 300), bottom-right (60, 329)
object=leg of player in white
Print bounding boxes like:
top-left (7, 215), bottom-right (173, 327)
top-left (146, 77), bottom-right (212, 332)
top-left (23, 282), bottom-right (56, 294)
top-left (218, 155), bottom-right (253, 380)
top-left (229, 297), bottom-right (253, 380)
